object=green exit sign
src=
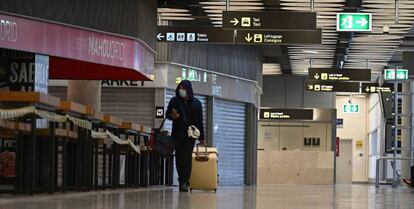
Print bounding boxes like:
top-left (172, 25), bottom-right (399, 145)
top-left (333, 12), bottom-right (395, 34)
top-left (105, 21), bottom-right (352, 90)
top-left (384, 69), bottom-right (409, 80)
top-left (343, 104), bottom-right (359, 113)
top-left (337, 13), bottom-right (372, 32)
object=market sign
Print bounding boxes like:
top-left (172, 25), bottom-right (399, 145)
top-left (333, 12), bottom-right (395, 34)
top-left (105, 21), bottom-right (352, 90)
top-left (384, 69), bottom-right (409, 80)
top-left (236, 29), bottom-right (321, 45)
top-left (361, 82), bottom-right (394, 93)
top-left (260, 108), bottom-right (313, 120)
top-left (308, 68), bottom-right (371, 81)
top-left (337, 13), bottom-right (372, 32)
top-left (223, 11), bottom-right (317, 30)
top-left (157, 26), bottom-right (234, 44)
top-left (343, 104), bottom-right (359, 113)
top-left (304, 80), bottom-right (360, 93)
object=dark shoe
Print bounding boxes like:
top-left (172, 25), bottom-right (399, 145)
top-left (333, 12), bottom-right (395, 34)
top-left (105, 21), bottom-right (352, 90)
top-left (179, 182), bottom-right (189, 192)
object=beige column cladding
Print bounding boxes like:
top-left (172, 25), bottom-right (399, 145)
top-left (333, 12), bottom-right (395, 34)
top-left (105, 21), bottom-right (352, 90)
top-left (67, 80), bottom-right (102, 112)
top-left (401, 82), bottom-right (412, 182)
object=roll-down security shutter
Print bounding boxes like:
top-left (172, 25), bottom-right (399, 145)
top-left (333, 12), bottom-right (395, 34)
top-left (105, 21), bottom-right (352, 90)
top-left (48, 86), bottom-right (68, 100)
top-left (101, 88), bottom-right (155, 127)
top-left (213, 99), bottom-right (246, 186)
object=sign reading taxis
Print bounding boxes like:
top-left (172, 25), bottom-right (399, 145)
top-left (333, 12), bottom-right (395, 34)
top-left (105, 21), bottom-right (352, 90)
top-left (223, 11), bottom-right (317, 30)
top-left (305, 80), bottom-right (360, 93)
top-left (260, 108), bottom-right (313, 120)
top-left (309, 68), bottom-right (371, 81)
top-left (361, 83), bottom-right (394, 93)
top-left (236, 29), bottom-right (322, 45)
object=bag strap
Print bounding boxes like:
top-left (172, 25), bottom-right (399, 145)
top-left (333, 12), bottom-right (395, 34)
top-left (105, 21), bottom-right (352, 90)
top-left (177, 99), bottom-right (189, 126)
top-left (158, 118), bottom-right (167, 130)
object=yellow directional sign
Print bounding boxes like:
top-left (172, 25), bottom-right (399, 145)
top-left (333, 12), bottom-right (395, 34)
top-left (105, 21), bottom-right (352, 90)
top-left (230, 18), bottom-right (239, 26)
top-left (245, 33), bottom-right (253, 42)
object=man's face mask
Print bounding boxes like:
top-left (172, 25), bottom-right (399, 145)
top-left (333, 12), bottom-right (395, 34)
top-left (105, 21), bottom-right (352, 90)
top-left (179, 89), bottom-right (187, 98)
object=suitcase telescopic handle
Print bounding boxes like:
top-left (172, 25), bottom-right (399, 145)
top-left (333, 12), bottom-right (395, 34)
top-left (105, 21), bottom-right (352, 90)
top-left (196, 143), bottom-right (209, 162)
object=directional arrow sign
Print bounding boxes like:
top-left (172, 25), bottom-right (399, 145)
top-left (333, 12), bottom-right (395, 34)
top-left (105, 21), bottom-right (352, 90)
top-left (223, 11), bottom-right (317, 30)
top-left (308, 68), bottom-right (371, 81)
top-left (157, 26), bottom-right (234, 44)
top-left (304, 81), bottom-right (360, 93)
top-left (157, 33), bottom-right (165, 41)
top-left (337, 13), bottom-right (372, 32)
top-left (245, 33), bottom-right (253, 42)
top-left (237, 29), bottom-right (321, 45)
top-left (361, 83), bottom-right (394, 93)
top-left (230, 18), bottom-right (239, 26)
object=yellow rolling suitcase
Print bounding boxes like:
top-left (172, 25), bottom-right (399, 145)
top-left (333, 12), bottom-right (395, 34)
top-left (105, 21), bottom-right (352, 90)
top-left (189, 144), bottom-right (218, 192)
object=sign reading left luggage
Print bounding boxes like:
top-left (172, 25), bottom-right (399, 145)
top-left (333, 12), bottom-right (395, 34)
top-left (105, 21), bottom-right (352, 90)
top-left (304, 80), bottom-right (360, 93)
top-left (157, 26), bottom-right (235, 44)
top-left (260, 109), bottom-right (313, 120)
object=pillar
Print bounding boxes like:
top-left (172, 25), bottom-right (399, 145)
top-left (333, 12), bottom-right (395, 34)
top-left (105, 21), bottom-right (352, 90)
top-left (67, 80), bottom-right (101, 111)
top-left (401, 82), bottom-right (411, 182)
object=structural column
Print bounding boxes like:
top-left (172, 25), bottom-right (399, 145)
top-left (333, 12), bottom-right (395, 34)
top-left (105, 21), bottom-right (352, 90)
top-left (401, 82), bottom-right (412, 182)
top-left (68, 81), bottom-right (101, 111)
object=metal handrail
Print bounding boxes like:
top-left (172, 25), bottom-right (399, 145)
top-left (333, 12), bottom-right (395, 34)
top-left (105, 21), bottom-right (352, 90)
top-left (375, 157), bottom-right (414, 187)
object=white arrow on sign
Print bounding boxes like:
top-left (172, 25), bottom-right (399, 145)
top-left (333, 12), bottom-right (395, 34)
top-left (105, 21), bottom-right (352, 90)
top-left (365, 87), bottom-right (370, 92)
top-left (356, 18), bottom-right (368, 27)
top-left (308, 85), bottom-right (314, 90)
top-left (314, 73), bottom-right (320, 80)
top-left (245, 33), bottom-right (253, 42)
top-left (157, 33), bottom-right (165, 41)
top-left (230, 18), bottom-right (239, 26)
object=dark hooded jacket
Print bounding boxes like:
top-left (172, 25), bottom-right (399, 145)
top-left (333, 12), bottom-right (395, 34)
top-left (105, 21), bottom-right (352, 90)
top-left (166, 80), bottom-right (205, 140)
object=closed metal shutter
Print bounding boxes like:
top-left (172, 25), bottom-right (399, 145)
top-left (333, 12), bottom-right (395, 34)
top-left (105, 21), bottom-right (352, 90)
top-left (101, 88), bottom-right (155, 127)
top-left (164, 89), bottom-right (208, 138)
top-left (213, 99), bottom-right (246, 185)
top-left (48, 86), bottom-right (67, 100)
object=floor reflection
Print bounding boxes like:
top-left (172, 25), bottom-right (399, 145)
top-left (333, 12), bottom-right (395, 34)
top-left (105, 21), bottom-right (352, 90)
top-left (0, 185), bottom-right (413, 209)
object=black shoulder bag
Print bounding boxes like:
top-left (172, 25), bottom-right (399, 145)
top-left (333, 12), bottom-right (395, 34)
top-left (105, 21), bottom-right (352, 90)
top-left (153, 118), bottom-right (174, 156)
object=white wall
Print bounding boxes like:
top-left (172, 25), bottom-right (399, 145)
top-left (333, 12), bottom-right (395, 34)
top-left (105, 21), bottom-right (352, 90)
top-left (336, 95), bottom-right (368, 182)
top-left (258, 121), bottom-right (331, 151)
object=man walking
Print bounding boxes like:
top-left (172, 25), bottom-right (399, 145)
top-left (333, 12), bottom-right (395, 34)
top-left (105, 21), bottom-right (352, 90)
top-left (166, 80), bottom-right (206, 192)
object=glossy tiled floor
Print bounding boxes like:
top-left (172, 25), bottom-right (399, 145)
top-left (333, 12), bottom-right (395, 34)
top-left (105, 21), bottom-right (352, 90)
top-left (0, 185), bottom-right (413, 209)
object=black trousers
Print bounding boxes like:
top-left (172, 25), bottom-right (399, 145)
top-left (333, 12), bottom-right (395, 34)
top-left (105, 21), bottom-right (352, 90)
top-left (174, 137), bottom-right (195, 183)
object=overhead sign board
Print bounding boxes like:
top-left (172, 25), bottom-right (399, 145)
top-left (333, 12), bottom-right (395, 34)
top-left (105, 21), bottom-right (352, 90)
top-left (304, 80), bottom-right (360, 93)
top-left (361, 82), bottom-right (394, 93)
top-left (223, 11), bottom-right (317, 30)
top-left (260, 109), bottom-right (313, 120)
top-left (384, 69), bottom-right (409, 80)
top-left (157, 26), bottom-right (234, 44)
top-left (337, 13), bottom-right (372, 32)
top-left (343, 104), bottom-right (359, 113)
top-left (308, 68), bottom-right (371, 81)
top-left (236, 29), bottom-right (321, 45)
